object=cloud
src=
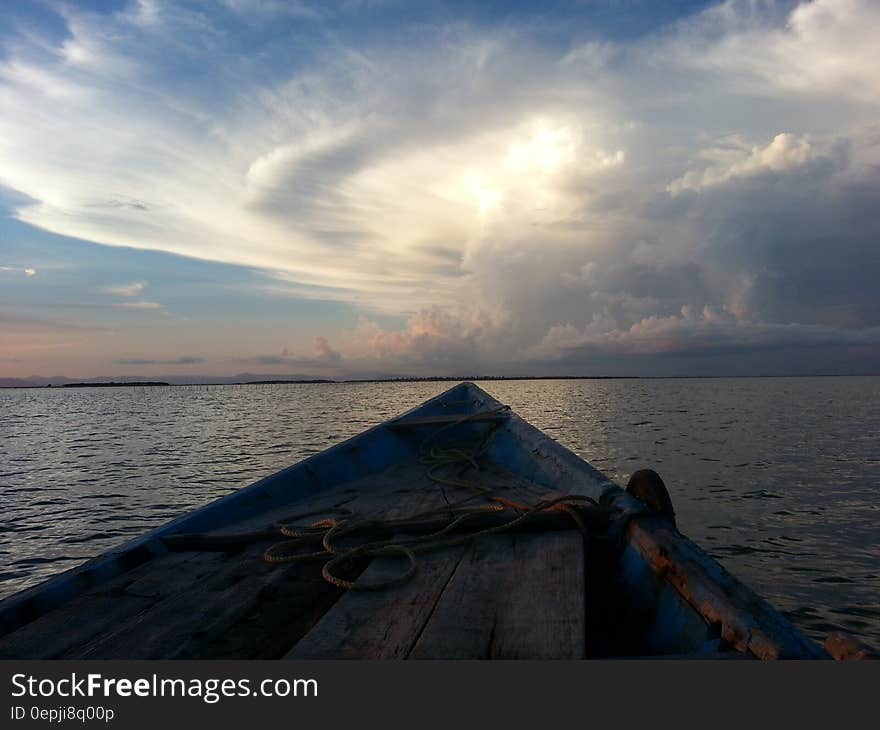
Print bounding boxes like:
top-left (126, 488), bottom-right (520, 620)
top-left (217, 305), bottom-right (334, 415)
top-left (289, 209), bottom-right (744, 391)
top-left (116, 300), bottom-right (162, 310)
top-left (668, 0), bottom-right (880, 103)
top-left (116, 356), bottom-right (204, 365)
top-left (249, 337), bottom-right (343, 368)
top-left (1, 1), bottom-right (879, 374)
top-left (0, 314), bottom-right (105, 359)
top-left (312, 336), bottom-right (341, 363)
top-left (103, 281), bottom-right (147, 297)
top-left (0, 314), bottom-right (97, 334)
top-left (0, 3), bottom-right (635, 313)
top-left (532, 305), bottom-right (880, 359)
top-left (322, 306), bottom-right (512, 375)
top-left (667, 133), bottom-right (817, 194)
top-left (253, 355), bottom-right (286, 365)
top-left (101, 280), bottom-right (164, 311)
top-left (0, 265), bottom-right (37, 277)
top-left (219, 0), bottom-right (322, 22)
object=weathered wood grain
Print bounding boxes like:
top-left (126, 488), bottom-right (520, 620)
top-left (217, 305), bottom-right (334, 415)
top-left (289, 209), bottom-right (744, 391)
top-left (283, 458), bottom-right (482, 659)
top-left (388, 413), bottom-right (508, 429)
top-left (190, 560), bottom-right (348, 659)
top-left (70, 542), bottom-right (347, 659)
top-left (286, 463), bottom-right (586, 660)
top-left (0, 594), bottom-right (152, 659)
top-left (408, 532), bottom-right (585, 659)
top-left (0, 551), bottom-right (225, 659)
top-left (164, 508), bottom-right (605, 552)
top-left (284, 541), bottom-right (467, 659)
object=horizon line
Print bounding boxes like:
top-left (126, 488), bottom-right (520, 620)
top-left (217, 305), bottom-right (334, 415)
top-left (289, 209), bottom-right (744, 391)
top-left (3, 372), bottom-right (879, 389)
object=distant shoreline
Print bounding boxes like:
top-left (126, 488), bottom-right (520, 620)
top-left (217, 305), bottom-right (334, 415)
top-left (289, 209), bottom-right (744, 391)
top-left (1, 373), bottom-right (877, 389)
top-left (57, 381), bottom-right (172, 388)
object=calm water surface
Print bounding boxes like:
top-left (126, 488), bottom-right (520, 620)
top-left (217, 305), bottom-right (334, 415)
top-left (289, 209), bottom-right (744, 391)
top-left (1, 378), bottom-right (878, 646)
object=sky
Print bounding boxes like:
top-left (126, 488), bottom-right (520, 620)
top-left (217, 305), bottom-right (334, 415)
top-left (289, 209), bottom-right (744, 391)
top-left (1, 0), bottom-right (879, 380)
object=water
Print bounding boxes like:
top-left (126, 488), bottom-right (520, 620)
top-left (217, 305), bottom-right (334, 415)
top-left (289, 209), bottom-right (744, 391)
top-left (0, 377), bottom-right (878, 646)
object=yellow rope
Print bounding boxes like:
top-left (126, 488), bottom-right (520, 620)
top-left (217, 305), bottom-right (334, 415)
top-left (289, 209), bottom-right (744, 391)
top-left (263, 406), bottom-right (598, 591)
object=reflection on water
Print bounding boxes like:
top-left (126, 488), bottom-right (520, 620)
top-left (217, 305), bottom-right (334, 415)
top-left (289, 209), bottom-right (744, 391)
top-left (1, 377), bottom-right (878, 646)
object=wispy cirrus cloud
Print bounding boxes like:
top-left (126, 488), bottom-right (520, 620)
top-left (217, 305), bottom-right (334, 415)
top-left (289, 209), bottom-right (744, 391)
top-left (116, 300), bottom-right (162, 311)
top-left (100, 280), bottom-right (163, 311)
top-left (1, 265), bottom-right (36, 277)
top-left (102, 281), bottom-right (147, 297)
top-left (0, 314), bottom-right (106, 360)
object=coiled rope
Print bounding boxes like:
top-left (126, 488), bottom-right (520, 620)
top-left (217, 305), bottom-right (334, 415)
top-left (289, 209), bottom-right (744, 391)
top-left (263, 405), bottom-right (598, 591)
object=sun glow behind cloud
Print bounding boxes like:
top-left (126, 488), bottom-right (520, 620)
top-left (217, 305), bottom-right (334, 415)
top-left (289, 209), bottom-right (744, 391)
top-left (1, 0), bottom-right (880, 377)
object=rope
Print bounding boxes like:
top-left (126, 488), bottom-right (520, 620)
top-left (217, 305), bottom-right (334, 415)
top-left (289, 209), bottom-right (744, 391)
top-left (262, 406), bottom-right (599, 591)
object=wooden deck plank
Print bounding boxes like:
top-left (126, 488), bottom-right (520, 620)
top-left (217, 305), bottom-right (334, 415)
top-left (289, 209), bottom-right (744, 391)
top-left (207, 487), bottom-right (363, 535)
top-left (281, 459), bottom-right (513, 660)
top-left (0, 551), bottom-right (226, 659)
top-left (199, 456), bottom-right (558, 538)
top-left (107, 550), bottom-right (228, 599)
top-left (187, 560), bottom-right (345, 659)
top-left (408, 532), bottom-right (586, 659)
top-left (284, 542), bottom-right (467, 659)
top-left (69, 542), bottom-right (346, 659)
top-left (285, 460), bottom-right (574, 660)
top-left (0, 594), bottom-right (152, 659)
top-left (388, 413), bottom-right (508, 429)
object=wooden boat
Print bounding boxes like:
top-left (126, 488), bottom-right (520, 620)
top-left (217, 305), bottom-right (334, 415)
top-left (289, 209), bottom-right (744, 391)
top-left (0, 382), bottom-right (858, 660)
